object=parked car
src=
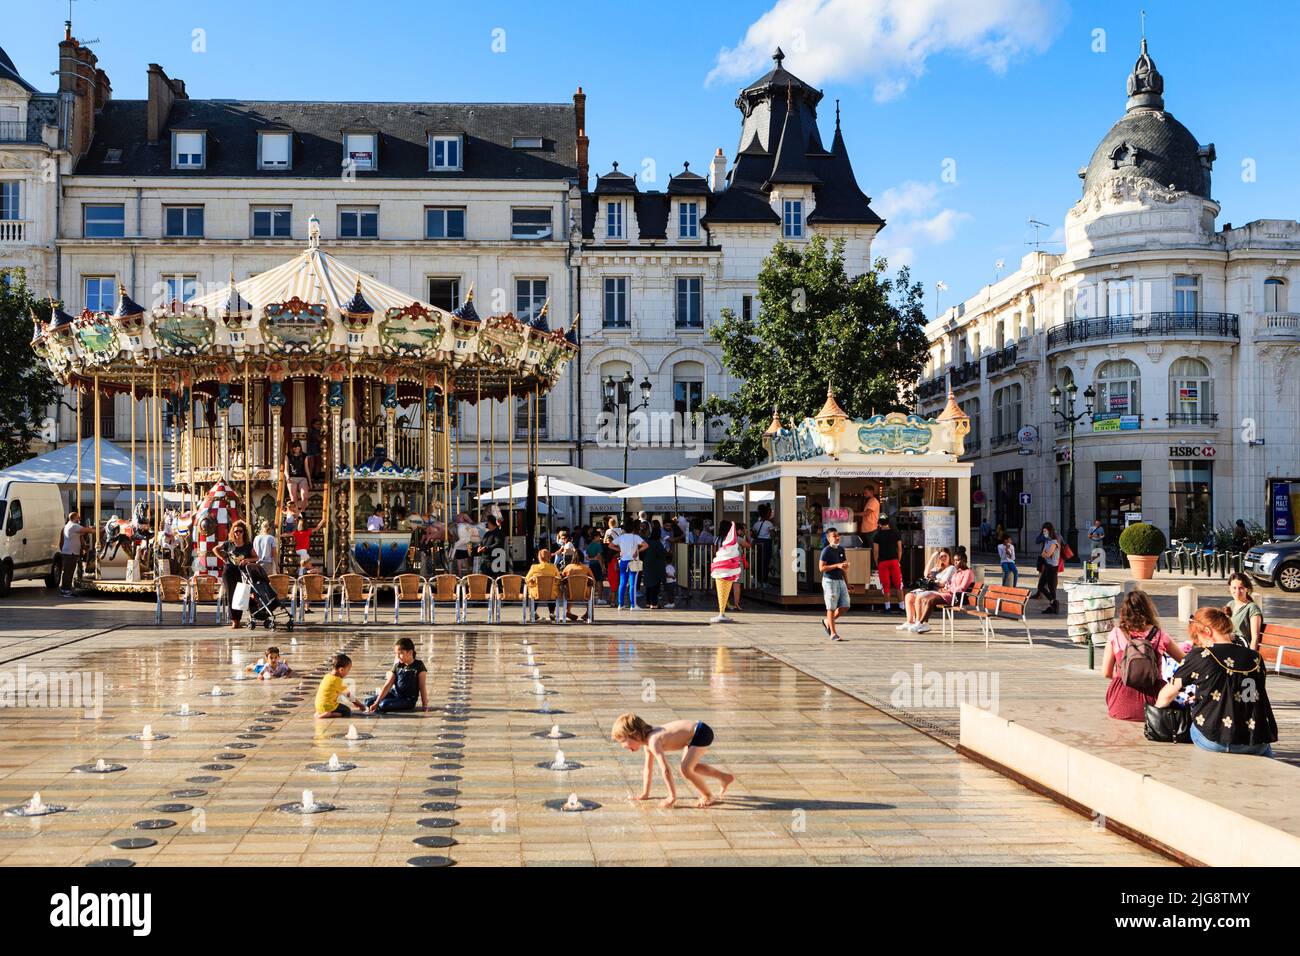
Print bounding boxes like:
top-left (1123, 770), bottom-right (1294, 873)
top-left (0, 480), bottom-right (66, 596)
top-left (1242, 536), bottom-right (1300, 592)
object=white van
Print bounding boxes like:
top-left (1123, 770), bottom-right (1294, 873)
top-left (0, 480), bottom-right (65, 595)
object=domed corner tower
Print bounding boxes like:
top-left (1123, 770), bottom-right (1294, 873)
top-left (1066, 38), bottom-right (1220, 260)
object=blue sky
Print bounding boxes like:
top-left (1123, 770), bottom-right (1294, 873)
top-left (6, 0), bottom-right (1299, 306)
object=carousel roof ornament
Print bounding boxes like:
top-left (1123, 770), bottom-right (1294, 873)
top-left (219, 271), bottom-right (251, 320)
top-left (529, 297), bottom-right (551, 331)
top-left (936, 389), bottom-right (967, 422)
top-left (564, 313), bottom-right (580, 345)
top-left (815, 383), bottom-right (849, 422)
top-left (307, 213), bottom-right (322, 248)
top-left (763, 407), bottom-right (783, 436)
top-left (111, 284), bottom-right (146, 321)
top-left (451, 284), bottom-right (480, 323)
top-left (342, 277), bottom-right (375, 325)
top-left (47, 297), bottom-right (77, 333)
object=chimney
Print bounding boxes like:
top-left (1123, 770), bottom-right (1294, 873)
top-left (58, 25), bottom-right (100, 159)
top-left (709, 147), bottom-right (728, 192)
top-left (94, 68), bottom-right (112, 109)
top-left (147, 63), bottom-right (186, 144)
top-left (573, 86), bottom-right (589, 191)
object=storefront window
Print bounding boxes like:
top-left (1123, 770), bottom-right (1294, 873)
top-left (994, 468), bottom-right (1024, 530)
top-left (1168, 357), bottom-right (1214, 424)
top-left (1096, 461), bottom-right (1143, 544)
top-left (1095, 359), bottom-right (1141, 418)
top-left (1169, 460), bottom-right (1213, 541)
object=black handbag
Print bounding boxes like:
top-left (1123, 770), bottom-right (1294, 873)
top-left (1143, 703), bottom-right (1191, 743)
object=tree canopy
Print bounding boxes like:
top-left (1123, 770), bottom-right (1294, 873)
top-left (0, 271), bottom-right (61, 469)
top-left (703, 236), bottom-right (930, 467)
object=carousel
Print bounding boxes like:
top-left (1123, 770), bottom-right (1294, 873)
top-left (29, 215), bottom-right (578, 592)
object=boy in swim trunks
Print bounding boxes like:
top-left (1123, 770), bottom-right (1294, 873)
top-left (610, 713), bottom-right (734, 808)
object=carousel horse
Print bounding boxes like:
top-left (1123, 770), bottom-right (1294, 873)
top-left (100, 515), bottom-right (149, 561)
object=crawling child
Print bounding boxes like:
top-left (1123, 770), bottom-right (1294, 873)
top-left (611, 713), bottom-right (734, 808)
top-left (245, 645), bottom-right (293, 680)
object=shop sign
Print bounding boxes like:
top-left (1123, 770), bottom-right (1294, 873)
top-left (821, 507), bottom-right (851, 524)
top-left (1017, 425), bottom-right (1038, 446)
top-left (1272, 483), bottom-right (1297, 537)
top-left (1055, 448), bottom-right (1071, 463)
top-left (1093, 415), bottom-right (1141, 433)
top-left (1169, 445), bottom-right (1216, 458)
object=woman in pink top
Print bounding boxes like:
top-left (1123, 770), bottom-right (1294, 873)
top-left (1102, 589), bottom-right (1185, 721)
top-left (909, 553), bottom-right (976, 633)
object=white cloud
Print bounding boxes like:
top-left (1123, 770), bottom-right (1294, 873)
top-left (706, 0), bottom-right (1066, 101)
top-left (872, 179), bottom-right (971, 267)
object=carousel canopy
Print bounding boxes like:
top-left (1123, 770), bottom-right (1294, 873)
top-left (0, 438), bottom-right (172, 488)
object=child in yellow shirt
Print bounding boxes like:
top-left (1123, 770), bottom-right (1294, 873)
top-left (315, 653), bottom-right (360, 718)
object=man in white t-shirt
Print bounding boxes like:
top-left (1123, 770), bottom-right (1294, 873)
top-left (613, 529), bottom-right (647, 610)
top-left (58, 511), bottom-right (92, 596)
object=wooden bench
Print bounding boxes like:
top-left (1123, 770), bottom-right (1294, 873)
top-left (1259, 623), bottom-right (1300, 677)
top-left (941, 584), bottom-right (1034, 647)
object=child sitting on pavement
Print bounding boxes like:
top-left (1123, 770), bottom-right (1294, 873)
top-left (611, 712), bottom-right (734, 808)
top-left (245, 645), bottom-right (293, 680)
top-left (315, 653), bottom-right (363, 719)
top-left (363, 637), bottom-right (429, 713)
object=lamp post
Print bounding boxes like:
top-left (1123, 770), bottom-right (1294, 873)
top-left (1049, 382), bottom-right (1096, 559)
top-left (603, 371), bottom-right (652, 520)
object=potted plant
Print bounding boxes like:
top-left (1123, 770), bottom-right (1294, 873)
top-left (1119, 522), bottom-right (1166, 580)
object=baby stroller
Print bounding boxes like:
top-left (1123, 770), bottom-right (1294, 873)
top-left (239, 564), bottom-right (294, 631)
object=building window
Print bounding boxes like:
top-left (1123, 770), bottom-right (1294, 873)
top-left (429, 135), bottom-right (462, 171)
top-left (782, 199), bottom-right (803, 238)
top-left (343, 133), bottom-right (377, 171)
top-left (1169, 357), bottom-right (1214, 424)
top-left (603, 277), bottom-right (629, 328)
top-left (427, 278), bottom-right (460, 312)
top-left (339, 207), bottom-right (378, 239)
top-left (1265, 277), bottom-right (1287, 313)
top-left (84, 276), bottom-right (116, 313)
top-left (675, 277), bottom-right (702, 329)
top-left (163, 274), bottom-right (199, 306)
top-left (511, 208), bottom-right (552, 240)
top-left (992, 384), bottom-right (1022, 440)
top-left (425, 207), bottom-right (465, 239)
top-left (84, 203), bottom-right (125, 238)
top-left (516, 278), bottom-right (547, 324)
top-left (742, 294), bottom-right (753, 322)
top-left (606, 201), bottom-right (624, 239)
top-left (1095, 359), bottom-right (1141, 417)
top-left (679, 201), bottom-right (699, 239)
top-left (164, 205), bottom-right (204, 238)
top-left (673, 362), bottom-right (704, 440)
top-left (1169, 460), bottom-right (1213, 540)
top-left (960, 398), bottom-right (981, 451)
top-left (515, 394), bottom-right (548, 439)
top-left (0, 181), bottom-right (19, 220)
top-left (251, 206), bottom-right (291, 238)
top-left (172, 131), bottom-right (205, 168)
top-left (1173, 275), bottom-right (1200, 314)
top-left (1107, 278), bottom-right (1133, 316)
top-left (258, 132), bottom-right (291, 169)
top-left (512, 136), bottom-right (543, 149)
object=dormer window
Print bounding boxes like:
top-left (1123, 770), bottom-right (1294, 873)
top-left (429, 135), bottom-right (463, 171)
top-left (679, 201), bottom-right (699, 239)
top-left (512, 136), bottom-right (543, 149)
top-left (782, 199), bottom-right (804, 238)
top-left (344, 133), bottom-right (377, 171)
top-left (259, 131), bottom-right (292, 170)
top-left (172, 131), bottom-right (205, 169)
top-left (606, 201), bottom-right (625, 240)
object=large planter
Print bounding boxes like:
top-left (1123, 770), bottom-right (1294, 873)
top-left (1127, 554), bottom-right (1158, 580)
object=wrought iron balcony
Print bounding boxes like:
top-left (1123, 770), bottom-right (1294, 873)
top-left (950, 360), bottom-right (981, 388)
top-left (917, 377), bottom-right (947, 402)
top-left (0, 121), bottom-right (39, 144)
top-left (1047, 312), bottom-right (1239, 350)
top-left (990, 431), bottom-right (1020, 449)
top-left (1167, 413), bottom-right (1218, 426)
top-left (985, 344), bottom-right (1017, 375)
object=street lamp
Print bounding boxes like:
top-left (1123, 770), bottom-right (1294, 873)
top-left (1049, 381), bottom-right (1096, 559)
top-left (603, 371), bottom-right (652, 519)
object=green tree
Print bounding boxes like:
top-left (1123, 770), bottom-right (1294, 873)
top-left (0, 270), bottom-right (61, 469)
top-left (703, 236), bottom-right (930, 467)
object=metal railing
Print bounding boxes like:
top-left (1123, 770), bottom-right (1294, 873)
top-left (985, 344), bottom-right (1017, 375)
top-left (1167, 413), bottom-right (1218, 426)
top-left (917, 377), bottom-right (947, 402)
top-left (990, 431), bottom-right (1019, 449)
top-left (1047, 312), bottom-right (1239, 349)
top-left (0, 121), bottom-right (36, 144)
top-left (950, 360), bottom-right (981, 388)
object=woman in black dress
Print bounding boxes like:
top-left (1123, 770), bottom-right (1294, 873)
top-left (216, 520), bottom-right (256, 629)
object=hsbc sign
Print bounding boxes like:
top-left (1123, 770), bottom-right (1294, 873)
top-left (1169, 445), bottom-right (1216, 458)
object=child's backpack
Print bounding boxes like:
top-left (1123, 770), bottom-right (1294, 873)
top-left (1121, 626), bottom-right (1163, 695)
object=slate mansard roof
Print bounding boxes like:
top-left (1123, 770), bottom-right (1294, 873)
top-left (76, 99), bottom-right (579, 180)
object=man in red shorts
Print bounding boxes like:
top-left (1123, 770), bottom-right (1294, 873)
top-left (871, 513), bottom-right (904, 614)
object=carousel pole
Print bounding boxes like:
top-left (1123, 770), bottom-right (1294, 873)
top-left (93, 374), bottom-right (101, 580)
top-left (75, 385), bottom-right (82, 518)
top-left (186, 385), bottom-right (195, 512)
top-left (450, 388), bottom-right (459, 519)
top-left (347, 367), bottom-right (355, 564)
top-left (243, 364), bottom-right (251, 516)
top-left (153, 366), bottom-right (162, 562)
top-left (129, 380), bottom-right (137, 515)
top-left (442, 368), bottom-right (450, 522)
top-left (329, 377), bottom-right (343, 576)
top-left (507, 378), bottom-right (514, 543)
top-left (476, 370), bottom-right (483, 520)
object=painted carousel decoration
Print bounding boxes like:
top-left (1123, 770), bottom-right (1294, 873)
top-left (29, 217), bottom-right (579, 590)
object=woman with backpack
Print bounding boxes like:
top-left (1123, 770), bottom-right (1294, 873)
top-left (1102, 590), bottom-right (1185, 721)
top-left (1036, 523), bottom-right (1062, 614)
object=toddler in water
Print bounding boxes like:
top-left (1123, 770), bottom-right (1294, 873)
top-left (315, 653), bottom-right (363, 718)
top-left (611, 713), bottom-right (733, 808)
top-left (245, 645), bottom-right (292, 680)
